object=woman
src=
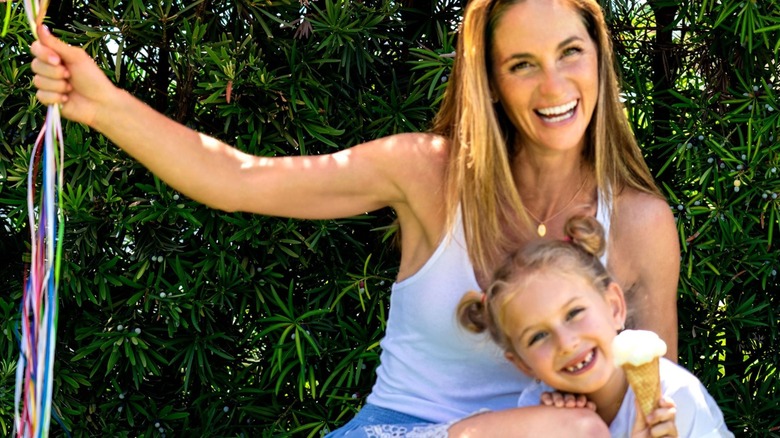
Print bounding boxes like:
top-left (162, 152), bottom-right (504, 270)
top-left (30, 0), bottom-right (678, 435)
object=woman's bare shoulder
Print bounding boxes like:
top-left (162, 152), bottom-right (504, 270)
top-left (610, 187), bottom-right (679, 261)
top-left (364, 132), bottom-right (450, 193)
top-left (613, 188), bottom-right (675, 230)
top-left (371, 132), bottom-right (449, 162)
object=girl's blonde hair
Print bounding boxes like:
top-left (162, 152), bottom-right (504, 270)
top-left (431, 0), bottom-right (662, 276)
top-left (457, 215), bottom-right (612, 354)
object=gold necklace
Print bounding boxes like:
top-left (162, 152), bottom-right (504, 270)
top-left (523, 177), bottom-right (588, 237)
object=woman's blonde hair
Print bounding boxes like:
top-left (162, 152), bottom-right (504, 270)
top-left (457, 215), bottom-right (612, 353)
top-left (431, 0), bottom-right (662, 276)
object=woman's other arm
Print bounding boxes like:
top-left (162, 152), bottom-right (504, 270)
top-left (611, 191), bottom-right (681, 361)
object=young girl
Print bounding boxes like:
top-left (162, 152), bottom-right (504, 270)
top-left (458, 216), bottom-right (733, 437)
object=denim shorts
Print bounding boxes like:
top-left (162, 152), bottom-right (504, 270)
top-left (324, 404), bottom-right (451, 438)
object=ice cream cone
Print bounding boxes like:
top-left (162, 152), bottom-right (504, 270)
top-left (622, 356), bottom-right (661, 420)
top-left (612, 330), bottom-right (667, 421)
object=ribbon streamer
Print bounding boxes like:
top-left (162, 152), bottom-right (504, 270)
top-left (12, 0), bottom-right (67, 436)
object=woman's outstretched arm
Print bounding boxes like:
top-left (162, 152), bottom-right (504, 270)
top-left (29, 25), bottom-right (447, 221)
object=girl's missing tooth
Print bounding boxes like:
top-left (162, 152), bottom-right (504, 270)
top-left (457, 216), bottom-right (732, 438)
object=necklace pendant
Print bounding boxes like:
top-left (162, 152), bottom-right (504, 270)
top-left (537, 223), bottom-right (546, 237)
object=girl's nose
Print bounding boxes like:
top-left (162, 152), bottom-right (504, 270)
top-left (556, 328), bottom-right (580, 354)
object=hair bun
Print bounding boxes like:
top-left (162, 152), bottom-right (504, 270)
top-left (563, 215), bottom-right (605, 258)
top-left (457, 290), bottom-right (489, 334)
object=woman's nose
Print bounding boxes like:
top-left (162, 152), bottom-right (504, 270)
top-left (538, 66), bottom-right (567, 97)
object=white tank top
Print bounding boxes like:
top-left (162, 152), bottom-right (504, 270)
top-left (366, 212), bottom-right (532, 422)
top-left (366, 195), bottom-right (612, 422)
top-left (596, 190), bottom-right (612, 265)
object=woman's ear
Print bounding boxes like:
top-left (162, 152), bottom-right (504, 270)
top-left (505, 351), bottom-right (536, 378)
top-left (488, 80), bottom-right (499, 103)
top-left (604, 282), bottom-right (627, 331)
top-left (490, 88), bottom-right (499, 103)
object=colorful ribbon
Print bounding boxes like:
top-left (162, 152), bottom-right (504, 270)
top-left (12, 0), bottom-right (66, 436)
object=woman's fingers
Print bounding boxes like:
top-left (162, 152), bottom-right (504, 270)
top-left (33, 73), bottom-right (72, 94)
top-left (36, 25), bottom-right (83, 64)
top-left (28, 25), bottom-right (116, 125)
top-left (30, 39), bottom-right (62, 68)
top-left (31, 56), bottom-right (73, 105)
top-left (30, 33), bottom-right (74, 106)
top-left (35, 89), bottom-right (68, 106)
top-left (31, 56), bottom-right (70, 80)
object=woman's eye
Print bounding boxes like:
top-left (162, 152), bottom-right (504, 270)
top-left (511, 61), bottom-right (532, 72)
top-left (562, 46), bottom-right (583, 57)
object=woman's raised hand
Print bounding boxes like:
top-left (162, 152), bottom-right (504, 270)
top-left (30, 25), bottom-right (118, 127)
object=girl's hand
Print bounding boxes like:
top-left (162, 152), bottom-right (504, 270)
top-left (540, 391), bottom-right (596, 411)
top-left (631, 396), bottom-right (678, 437)
top-left (30, 25), bottom-right (118, 127)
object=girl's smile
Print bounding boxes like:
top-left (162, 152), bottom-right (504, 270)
top-left (502, 270), bottom-right (625, 397)
top-left (562, 347), bottom-right (596, 374)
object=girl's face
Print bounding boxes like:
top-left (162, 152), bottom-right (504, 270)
top-left (490, 0), bottom-right (599, 155)
top-left (502, 270), bottom-right (626, 395)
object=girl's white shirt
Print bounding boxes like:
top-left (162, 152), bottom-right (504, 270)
top-left (516, 358), bottom-right (735, 438)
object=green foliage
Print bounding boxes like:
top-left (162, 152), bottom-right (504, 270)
top-left (605, 0), bottom-right (780, 435)
top-left (0, 0), bottom-right (777, 436)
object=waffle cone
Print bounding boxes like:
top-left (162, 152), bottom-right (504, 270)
top-left (622, 357), bottom-right (661, 420)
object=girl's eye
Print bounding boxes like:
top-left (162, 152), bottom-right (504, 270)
top-left (566, 307), bottom-right (585, 321)
top-left (528, 331), bottom-right (548, 346)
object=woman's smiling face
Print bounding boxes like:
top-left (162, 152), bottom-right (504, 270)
top-left (490, 0), bottom-right (599, 155)
top-left (501, 270), bottom-right (625, 395)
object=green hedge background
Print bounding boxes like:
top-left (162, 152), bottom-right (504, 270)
top-left (0, 0), bottom-right (778, 436)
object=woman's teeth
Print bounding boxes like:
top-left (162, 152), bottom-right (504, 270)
top-left (536, 100), bottom-right (578, 122)
top-left (565, 350), bottom-right (595, 372)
